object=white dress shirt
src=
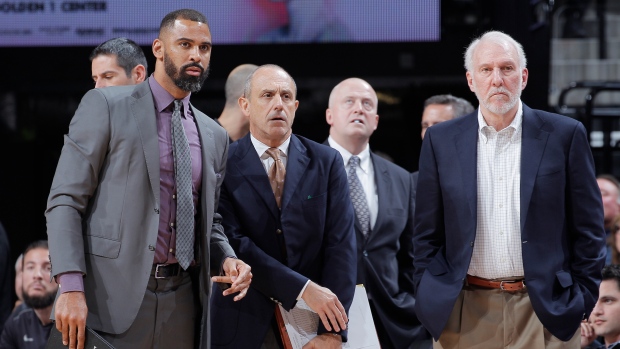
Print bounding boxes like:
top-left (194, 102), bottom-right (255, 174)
top-left (328, 136), bottom-right (378, 230)
top-left (468, 102), bottom-right (524, 279)
top-left (251, 134), bottom-right (290, 173)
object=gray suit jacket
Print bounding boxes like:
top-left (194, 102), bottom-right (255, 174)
top-left (45, 81), bottom-right (235, 346)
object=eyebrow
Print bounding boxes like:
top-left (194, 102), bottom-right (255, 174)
top-left (176, 37), bottom-right (211, 45)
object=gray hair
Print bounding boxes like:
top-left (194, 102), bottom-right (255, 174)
top-left (423, 94), bottom-right (475, 118)
top-left (464, 31), bottom-right (527, 73)
top-left (243, 64), bottom-right (297, 99)
top-left (90, 37), bottom-right (148, 77)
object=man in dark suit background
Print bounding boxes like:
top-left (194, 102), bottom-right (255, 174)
top-left (325, 77), bottom-right (431, 349)
top-left (210, 64), bottom-right (356, 349)
top-left (413, 31), bottom-right (605, 348)
top-left (46, 9), bottom-right (251, 349)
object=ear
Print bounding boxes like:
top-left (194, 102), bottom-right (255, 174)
top-left (239, 96), bottom-right (250, 119)
top-left (373, 114), bottom-right (379, 131)
top-left (325, 108), bottom-right (333, 125)
top-left (294, 100), bottom-right (299, 111)
top-left (521, 68), bottom-right (529, 90)
top-left (466, 71), bottom-right (475, 92)
top-left (152, 38), bottom-right (163, 60)
top-left (132, 64), bottom-right (147, 83)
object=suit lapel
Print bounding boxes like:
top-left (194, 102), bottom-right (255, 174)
top-left (193, 105), bottom-right (215, 216)
top-left (130, 82), bottom-right (160, 207)
top-left (520, 105), bottom-right (549, 233)
top-left (368, 152), bottom-right (389, 243)
top-left (281, 135), bottom-right (309, 211)
top-left (455, 115), bottom-right (479, 222)
top-left (235, 135), bottom-right (280, 220)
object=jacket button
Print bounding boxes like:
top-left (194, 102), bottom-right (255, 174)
top-left (148, 245), bottom-right (155, 251)
top-left (470, 242), bottom-right (474, 247)
top-left (363, 250), bottom-right (368, 257)
top-left (276, 229), bottom-right (282, 235)
top-left (154, 208), bottom-right (159, 214)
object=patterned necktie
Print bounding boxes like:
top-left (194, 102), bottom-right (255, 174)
top-left (265, 147), bottom-right (286, 208)
top-left (348, 156), bottom-right (370, 240)
top-left (171, 100), bottom-right (194, 270)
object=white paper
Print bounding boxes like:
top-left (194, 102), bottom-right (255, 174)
top-left (278, 285), bottom-right (380, 349)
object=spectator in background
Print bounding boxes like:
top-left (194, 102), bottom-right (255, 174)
top-left (0, 240), bottom-right (57, 349)
top-left (413, 94), bottom-right (473, 193)
top-left (13, 254), bottom-right (24, 311)
top-left (0, 222), bottom-right (11, 335)
top-left (215, 64), bottom-right (257, 142)
top-left (597, 175), bottom-right (620, 234)
top-left (581, 265), bottom-right (620, 349)
top-left (420, 94), bottom-right (474, 140)
top-left (90, 37), bottom-right (148, 88)
top-left (597, 174), bottom-right (620, 264)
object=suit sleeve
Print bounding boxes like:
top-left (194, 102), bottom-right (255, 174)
top-left (397, 173), bottom-right (416, 295)
top-left (316, 151), bottom-right (357, 338)
top-left (412, 128), bottom-right (446, 291)
top-left (45, 89), bottom-right (112, 279)
top-left (566, 122), bottom-right (606, 316)
top-left (209, 132), bottom-right (236, 277)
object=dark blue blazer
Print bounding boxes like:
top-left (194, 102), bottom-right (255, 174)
top-left (413, 104), bottom-right (606, 341)
top-left (210, 134), bottom-right (357, 349)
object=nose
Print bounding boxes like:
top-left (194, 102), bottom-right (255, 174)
top-left (94, 79), bottom-right (105, 89)
top-left (491, 68), bottom-right (503, 86)
top-left (592, 301), bottom-right (603, 315)
top-left (189, 46), bottom-right (201, 63)
top-left (273, 94), bottom-right (284, 110)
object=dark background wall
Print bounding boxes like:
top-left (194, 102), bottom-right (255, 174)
top-left (0, 0), bottom-right (552, 265)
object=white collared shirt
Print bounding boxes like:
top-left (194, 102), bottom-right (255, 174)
top-left (328, 136), bottom-right (378, 230)
top-left (251, 134), bottom-right (290, 173)
top-left (468, 102), bottom-right (524, 279)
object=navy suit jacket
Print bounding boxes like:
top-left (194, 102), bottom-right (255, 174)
top-left (413, 104), bottom-right (606, 341)
top-left (210, 134), bottom-right (357, 348)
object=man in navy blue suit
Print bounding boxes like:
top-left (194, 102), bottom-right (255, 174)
top-left (413, 31), bottom-right (606, 348)
top-left (210, 64), bottom-right (357, 349)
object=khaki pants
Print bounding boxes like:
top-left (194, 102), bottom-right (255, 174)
top-left (434, 285), bottom-right (579, 349)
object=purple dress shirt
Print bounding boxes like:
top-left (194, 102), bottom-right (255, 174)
top-left (59, 77), bottom-right (202, 292)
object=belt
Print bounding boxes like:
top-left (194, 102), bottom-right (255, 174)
top-left (466, 275), bottom-right (525, 292)
top-left (152, 263), bottom-right (182, 279)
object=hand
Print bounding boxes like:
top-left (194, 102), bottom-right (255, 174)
top-left (212, 257), bottom-right (252, 301)
top-left (54, 292), bottom-right (88, 349)
top-left (580, 320), bottom-right (597, 348)
top-left (302, 333), bottom-right (342, 349)
top-left (301, 282), bottom-right (347, 332)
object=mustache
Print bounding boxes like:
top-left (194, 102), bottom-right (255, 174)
top-left (181, 62), bottom-right (204, 74)
top-left (487, 87), bottom-right (512, 98)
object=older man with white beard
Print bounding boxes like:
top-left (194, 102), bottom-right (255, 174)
top-left (413, 31), bottom-right (605, 349)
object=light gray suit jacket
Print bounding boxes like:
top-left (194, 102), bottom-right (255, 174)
top-left (45, 81), bottom-right (234, 347)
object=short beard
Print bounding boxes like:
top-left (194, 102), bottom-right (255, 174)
top-left (164, 55), bottom-right (210, 93)
top-left (22, 288), bottom-right (56, 309)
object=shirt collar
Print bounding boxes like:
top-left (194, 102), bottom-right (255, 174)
top-left (148, 75), bottom-right (191, 117)
top-left (250, 133), bottom-right (291, 159)
top-left (477, 100), bottom-right (523, 143)
top-left (327, 136), bottom-right (371, 174)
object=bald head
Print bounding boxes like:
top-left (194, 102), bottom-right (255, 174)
top-left (326, 78), bottom-right (379, 155)
top-left (328, 78), bottom-right (378, 109)
top-left (225, 64), bottom-right (258, 107)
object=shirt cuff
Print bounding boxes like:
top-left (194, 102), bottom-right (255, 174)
top-left (58, 272), bottom-right (84, 293)
top-left (297, 280), bottom-right (311, 300)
